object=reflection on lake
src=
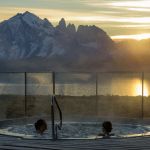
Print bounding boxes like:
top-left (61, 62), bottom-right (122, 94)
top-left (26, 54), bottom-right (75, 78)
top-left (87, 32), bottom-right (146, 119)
top-left (55, 80), bottom-right (149, 96)
top-left (134, 80), bottom-right (148, 96)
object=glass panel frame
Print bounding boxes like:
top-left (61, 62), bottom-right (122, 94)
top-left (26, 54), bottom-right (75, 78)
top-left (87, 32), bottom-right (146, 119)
top-left (0, 73), bottom-right (25, 119)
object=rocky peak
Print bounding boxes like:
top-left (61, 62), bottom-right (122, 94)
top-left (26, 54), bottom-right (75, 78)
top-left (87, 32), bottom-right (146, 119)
top-left (56, 18), bottom-right (67, 32)
top-left (76, 25), bottom-right (111, 43)
top-left (77, 25), bottom-right (105, 35)
top-left (67, 23), bottom-right (76, 34)
top-left (43, 18), bottom-right (54, 28)
top-left (21, 11), bottom-right (43, 26)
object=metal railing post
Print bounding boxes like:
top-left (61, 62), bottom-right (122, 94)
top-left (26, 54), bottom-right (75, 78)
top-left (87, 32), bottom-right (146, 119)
top-left (53, 72), bottom-right (55, 95)
top-left (96, 73), bottom-right (98, 117)
top-left (51, 96), bottom-right (55, 140)
top-left (52, 72), bottom-right (55, 140)
top-left (141, 72), bottom-right (144, 119)
top-left (25, 72), bottom-right (27, 117)
top-left (51, 95), bottom-right (62, 140)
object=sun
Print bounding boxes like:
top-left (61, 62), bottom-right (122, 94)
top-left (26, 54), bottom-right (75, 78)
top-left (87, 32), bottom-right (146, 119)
top-left (135, 82), bottom-right (148, 96)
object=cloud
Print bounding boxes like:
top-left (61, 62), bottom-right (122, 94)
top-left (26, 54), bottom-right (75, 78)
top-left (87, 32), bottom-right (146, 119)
top-left (110, 0), bottom-right (150, 8)
top-left (0, 7), bottom-right (89, 22)
top-left (111, 33), bottom-right (150, 40)
top-left (0, 0), bottom-right (149, 38)
top-left (127, 8), bottom-right (150, 12)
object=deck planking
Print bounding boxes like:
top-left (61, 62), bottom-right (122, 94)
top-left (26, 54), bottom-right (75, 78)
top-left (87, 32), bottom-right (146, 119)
top-left (0, 135), bottom-right (150, 150)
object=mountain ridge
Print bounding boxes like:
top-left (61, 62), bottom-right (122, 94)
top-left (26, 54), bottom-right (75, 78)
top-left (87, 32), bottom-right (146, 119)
top-left (0, 11), bottom-right (114, 60)
top-left (0, 11), bottom-right (150, 71)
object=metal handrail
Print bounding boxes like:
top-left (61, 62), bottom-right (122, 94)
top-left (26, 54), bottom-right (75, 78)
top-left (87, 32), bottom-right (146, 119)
top-left (51, 95), bottom-right (62, 140)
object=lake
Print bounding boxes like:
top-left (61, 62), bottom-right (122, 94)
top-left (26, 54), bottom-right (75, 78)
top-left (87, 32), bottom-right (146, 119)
top-left (0, 72), bottom-right (150, 96)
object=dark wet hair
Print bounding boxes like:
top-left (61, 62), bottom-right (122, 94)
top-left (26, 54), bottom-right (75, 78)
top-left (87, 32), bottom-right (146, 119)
top-left (102, 121), bottom-right (112, 133)
top-left (34, 119), bottom-right (47, 134)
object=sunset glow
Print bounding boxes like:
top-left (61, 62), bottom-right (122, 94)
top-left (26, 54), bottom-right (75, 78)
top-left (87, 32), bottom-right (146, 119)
top-left (111, 33), bottom-right (150, 40)
top-left (134, 82), bottom-right (149, 96)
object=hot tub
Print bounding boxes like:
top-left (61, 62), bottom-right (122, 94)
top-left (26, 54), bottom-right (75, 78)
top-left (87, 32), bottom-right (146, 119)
top-left (0, 118), bottom-right (150, 139)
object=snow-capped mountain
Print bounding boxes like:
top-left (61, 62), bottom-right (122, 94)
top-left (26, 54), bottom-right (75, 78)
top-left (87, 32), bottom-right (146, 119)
top-left (0, 11), bottom-right (56, 59)
top-left (0, 11), bottom-right (115, 71)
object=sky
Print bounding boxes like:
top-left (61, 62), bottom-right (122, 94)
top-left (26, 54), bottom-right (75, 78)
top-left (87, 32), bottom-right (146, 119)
top-left (0, 0), bottom-right (150, 40)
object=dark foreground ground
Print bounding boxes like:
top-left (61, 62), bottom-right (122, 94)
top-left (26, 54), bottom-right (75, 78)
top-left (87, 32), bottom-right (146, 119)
top-left (0, 135), bottom-right (150, 150)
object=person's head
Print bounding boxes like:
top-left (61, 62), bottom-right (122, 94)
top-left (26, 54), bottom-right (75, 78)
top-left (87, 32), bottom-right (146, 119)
top-left (102, 121), bottom-right (112, 135)
top-left (34, 119), bottom-right (47, 134)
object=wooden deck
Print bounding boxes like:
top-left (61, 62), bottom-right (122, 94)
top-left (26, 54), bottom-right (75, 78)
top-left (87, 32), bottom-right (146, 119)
top-left (0, 135), bottom-right (150, 150)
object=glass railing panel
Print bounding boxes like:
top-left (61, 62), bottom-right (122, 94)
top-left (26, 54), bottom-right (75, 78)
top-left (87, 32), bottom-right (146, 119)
top-left (26, 73), bottom-right (53, 117)
top-left (143, 73), bottom-right (150, 118)
top-left (0, 73), bottom-right (25, 119)
top-left (55, 73), bottom-right (97, 122)
top-left (97, 73), bottom-right (142, 119)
